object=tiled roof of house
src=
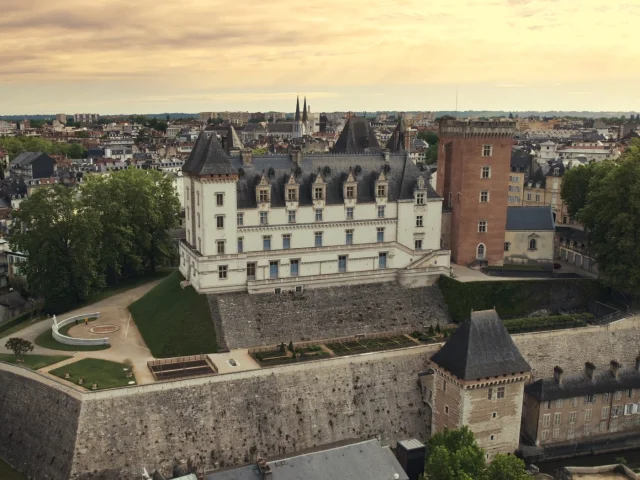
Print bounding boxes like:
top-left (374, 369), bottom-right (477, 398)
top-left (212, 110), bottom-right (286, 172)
top-left (430, 310), bottom-right (531, 380)
top-left (506, 206), bottom-right (555, 231)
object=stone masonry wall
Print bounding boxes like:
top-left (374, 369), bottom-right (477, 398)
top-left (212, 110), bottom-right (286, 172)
top-left (0, 367), bottom-right (81, 480)
top-left (70, 346), bottom-right (434, 479)
top-left (210, 282), bottom-right (451, 349)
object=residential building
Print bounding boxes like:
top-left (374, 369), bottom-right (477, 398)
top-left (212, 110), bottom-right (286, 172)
top-left (218, 111), bottom-right (250, 125)
top-left (420, 310), bottom-right (532, 460)
top-left (556, 141), bottom-right (619, 163)
top-left (103, 145), bottom-right (133, 161)
top-left (0, 290), bottom-right (28, 325)
top-left (523, 159), bottom-right (565, 221)
top-left (10, 152), bottom-right (56, 180)
top-left (55, 113), bottom-right (67, 124)
top-left (538, 141), bottom-right (557, 161)
top-left (206, 439), bottom-right (409, 480)
top-left (198, 112), bottom-right (217, 123)
top-left (523, 360), bottom-right (640, 450)
top-left (167, 125), bottom-right (182, 139)
top-left (73, 113), bottom-right (100, 124)
top-left (504, 206), bottom-right (555, 268)
top-left (0, 120), bottom-right (15, 136)
top-left (555, 226), bottom-right (598, 274)
top-left (179, 117), bottom-right (449, 295)
top-left (436, 119), bottom-right (516, 265)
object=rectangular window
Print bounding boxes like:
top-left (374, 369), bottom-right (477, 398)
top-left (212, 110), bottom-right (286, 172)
top-left (584, 424), bottom-right (592, 436)
top-left (237, 212), bottom-right (244, 226)
top-left (282, 234), bottom-right (291, 250)
top-left (504, 242), bottom-right (510, 252)
top-left (615, 391), bottom-right (622, 401)
top-left (269, 261), bottom-right (279, 279)
top-left (567, 427), bottom-right (575, 439)
top-left (346, 207), bottom-right (354, 220)
top-left (287, 188), bottom-right (297, 201)
top-left (314, 232), bottom-right (323, 247)
top-left (196, 191), bottom-right (200, 206)
top-left (481, 166), bottom-right (491, 178)
top-left (599, 421), bottom-right (607, 432)
top-left (416, 193), bottom-right (425, 205)
top-left (346, 229), bottom-right (354, 245)
top-left (552, 428), bottom-right (559, 439)
top-left (568, 411), bottom-right (577, 424)
top-left (186, 187), bottom-right (190, 201)
top-left (585, 409), bottom-right (593, 422)
top-left (627, 389), bottom-right (634, 399)
top-left (497, 387), bottom-right (505, 399)
top-left (544, 400), bottom-right (551, 410)
top-left (290, 259), bottom-right (299, 277)
top-left (216, 193), bottom-right (224, 206)
top-left (377, 205), bottom-right (385, 218)
top-left (260, 211), bottom-right (268, 225)
top-left (602, 406), bottom-right (610, 420)
top-left (480, 191), bottom-right (489, 202)
top-left (378, 252), bottom-right (387, 269)
top-left (478, 221), bottom-right (487, 233)
top-left (541, 430), bottom-right (548, 441)
top-left (259, 189), bottom-right (269, 202)
top-left (377, 185), bottom-right (386, 197)
top-left (482, 145), bottom-right (493, 157)
top-left (288, 210), bottom-right (296, 224)
top-left (535, 193), bottom-right (541, 202)
top-left (216, 216), bottom-right (224, 228)
top-left (556, 399), bottom-right (564, 408)
top-left (216, 240), bottom-right (225, 254)
top-left (314, 187), bottom-right (323, 200)
top-left (218, 265), bottom-right (228, 279)
top-left (346, 185), bottom-right (355, 198)
top-left (488, 388), bottom-right (493, 400)
top-left (585, 394), bottom-right (596, 404)
top-left (612, 405), bottom-right (620, 417)
top-left (315, 209), bottom-right (323, 222)
top-left (527, 192), bottom-right (532, 201)
top-left (416, 215), bottom-right (423, 227)
top-left (554, 412), bottom-right (562, 425)
top-left (571, 397), bottom-right (578, 408)
top-left (611, 418), bottom-right (618, 431)
top-left (377, 227), bottom-right (385, 243)
top-left (338, 255), bottom-right (347, 273)
top-left (263, 236), bottom-right (271, 251)
top-left (198, 237), bottom-right (201, 252)
top-left (415, 239), bottom-right (423, 250)
top-left (247, 262), bottom-right (256, 280)
top-left (197, 212), bottom-right (200, 228)
top-left (237, 237), bottom-right (243, 254)
top-left (603, 393), bottom-right (610, 403)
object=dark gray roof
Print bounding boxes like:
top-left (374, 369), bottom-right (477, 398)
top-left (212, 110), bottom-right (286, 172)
top-left (10, 152), bottom-right (52, 166)
top-left (333, 117), bottom-right (381, 154)
top-left (231, 152), bottom-right (439, 209)
top-left (267, 123), bottom-right (294, 134)
top-left (546, 159), bottom-right (565, 177)
top-left (506, 206), bottom-right (555, 231)
top-left (0, 290), bottom-right (26, 308)
top-left (385, 118), bottom-right (409, 152)
top-left (205, 439), bottom-right (409, 480)
top-left (182, 132), bottom-right (237, 176)
top-left (526, 365), bottom-right (640, 401)
top-left (224, 125), bottom-right (244, 152)
top-left (430, 310), bottom-right (531, 380)
top-left (556, 226), bottom-right (587, 244)
top-left (511, 149), bottom-right (532, 173)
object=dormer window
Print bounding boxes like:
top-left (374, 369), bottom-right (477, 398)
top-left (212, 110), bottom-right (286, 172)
top-left (287, 188), bottom-right (297, 201)
top-left (375, 170), bottom-right (388, 201)
top-left (256, 172), bottom-right (271, 205)
top-left (416, 193), bottom-right (425, 205)
top-left (376, 185), bottom-right (386, 197)
top-left (346, 186), bottom-right (355, 199)
top-left (312, 170), bottom-right (327, 204)
top-left (314, 187), bottom-right (324, 200)
top-left (259, 190), bottom-right (269, 202)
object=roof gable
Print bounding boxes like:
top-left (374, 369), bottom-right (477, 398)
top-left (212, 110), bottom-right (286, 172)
top-left (183, 132), bottom-right (237, 176)
top-left (333, 117), bottom-right (381, 154)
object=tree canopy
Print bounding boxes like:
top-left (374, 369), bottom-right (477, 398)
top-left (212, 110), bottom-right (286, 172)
top-left (422, 427), bottom-right (528, 480)
top-left (10, 168), bottom-right (180, 313)
top-left (417, 131), bottom-right (439, 165)
top-left (0, 136), bottom-right (87, 160)
top-left (561, 140), bottom-right (640, 295)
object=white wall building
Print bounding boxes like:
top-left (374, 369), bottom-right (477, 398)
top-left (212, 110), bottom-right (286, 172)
top-left (179, 125), bottom-right (450, 295)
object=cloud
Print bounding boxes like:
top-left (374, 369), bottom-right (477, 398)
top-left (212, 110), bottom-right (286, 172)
top-left (496, 84), bottom-right (529, 88)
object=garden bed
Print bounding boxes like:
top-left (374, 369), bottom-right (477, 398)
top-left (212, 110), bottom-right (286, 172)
top-left (252, 344), bottom-right (329, 367)
top-left (326, 335), bottom-right (417, 356)
top-left (503, 313), bottom-right (593, 334)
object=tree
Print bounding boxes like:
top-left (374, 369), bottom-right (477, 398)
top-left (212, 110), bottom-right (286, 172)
top-left (5, 338), bottom-right (34, 359)
top-left (560, 162), bottom-right (600, 217)
top-left (10, 185), bottom-right (104, 312)
top-left (424, 426), bottom-right (485, 480)
top-left (67, 143), bottom-right (86, 159)
top-left (508, 112), bottom-right (514, 119)
top-left (484, 454), bottom-right (528, 480)
top-left (417, 131), bottom-right (439, 145)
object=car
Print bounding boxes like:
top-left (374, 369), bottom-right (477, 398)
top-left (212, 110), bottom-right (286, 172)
top-left (553, 263), bottom-right (562, 269)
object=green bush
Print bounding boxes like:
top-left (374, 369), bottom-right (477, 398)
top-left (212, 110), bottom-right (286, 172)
top-left (503, 314), bottom-right (588, 334)
top-left (438, 275), bottom-right (607, 323)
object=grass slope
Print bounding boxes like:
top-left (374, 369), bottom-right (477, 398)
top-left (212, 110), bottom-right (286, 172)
top-left (128, 271), bottom-right (217, 358)
top-left (50, 358), bottom-right (135, 390)
top-left (0, 354), bottom-right (70, 370)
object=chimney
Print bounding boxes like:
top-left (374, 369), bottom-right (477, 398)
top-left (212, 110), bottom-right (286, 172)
top-left (553, 366), bottom-right (564, 385)
top-left (636, 356), bottom-right (640, 372)
top-left (382, 148), bottom-right (390, 162)
top-left (256, 457), bottom-right (272, 479)
top-left (610, 360), bottom-right (621, 379)
top-left (290, 148), bottom-right (302, 165)
top-left (241, 148), bottom-right (252, 166)
top-left (585, 362), bottom-right (596, 379)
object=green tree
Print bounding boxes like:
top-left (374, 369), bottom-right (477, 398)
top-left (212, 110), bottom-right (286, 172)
top-left (424, 426), bottom-right (485, 480)
top-left (5, 338), bottom-right (34, 358)
top-left (560, 162), bottom-right (601, 217)
top-left (418, 131), bottom-right (439, 145)
top-left (484, 454), bottom-right (528, 480)
top-left (67, 143), bottom-right (86, 158)
top-left (10, 185), bottom-right (104, 312)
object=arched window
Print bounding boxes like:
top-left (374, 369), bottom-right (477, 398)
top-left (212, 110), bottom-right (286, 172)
top-left (529, 238), bottom-right (537, 250)
top-left (477, 243), bottom-right (486, 259)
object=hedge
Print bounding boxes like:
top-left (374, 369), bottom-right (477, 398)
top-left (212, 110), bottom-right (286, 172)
top-left (438, 275), bottom-right (607, 323)
top-left (503, 314), bottom-right (593, 334)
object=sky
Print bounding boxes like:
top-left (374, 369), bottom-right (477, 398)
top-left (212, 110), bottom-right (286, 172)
top-left (0, 0), bottom-right (639, 115)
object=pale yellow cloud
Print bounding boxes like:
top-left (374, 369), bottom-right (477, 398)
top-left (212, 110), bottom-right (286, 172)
top-left (0, 0), bottom-right (638, 112)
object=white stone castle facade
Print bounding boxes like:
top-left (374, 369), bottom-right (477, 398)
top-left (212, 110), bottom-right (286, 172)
top-left (179, 117), bottom-right (450, 294)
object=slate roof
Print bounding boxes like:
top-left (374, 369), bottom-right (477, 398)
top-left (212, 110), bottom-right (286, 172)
top-left (430, 310), bottom-right (531, 380)
top-left (546, 158), bottom-right (565, 177)
top-left (556, 226), bottom-right (587, 244)
top-left (182, 132), bottom-right (237, 176)
top-left (267, 123), bottom-right (294, 134)
top-left (385, 118), bottom-right (408, 152)
top-left (205, 439), bottom-right (409, 480)
top-left (10, 152), bottom-right (53, 166)
top-left (511, 149), bottom-right (532, 173)
top-left (0, 290), bottom-right (26, 309)
top-left (333, 117), bottom-right (381, 154)
top-left (224, 125), bottom-right (244, 152)
top-left (231, 152), bottom-right (439, 209)
top-left (506, 206), bottom-right (555, 231)
top-left (526, 365), bottom-right (640, 401)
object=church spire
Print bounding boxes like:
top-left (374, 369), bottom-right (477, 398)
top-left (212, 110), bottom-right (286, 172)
top-left (295, 96), bottom-right (301, 122)
top-left (302, 97), bottom-right (308, 122)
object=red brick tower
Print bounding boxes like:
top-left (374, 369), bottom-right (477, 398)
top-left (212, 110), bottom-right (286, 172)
top-left (436, 119), bottom-right (516, 265)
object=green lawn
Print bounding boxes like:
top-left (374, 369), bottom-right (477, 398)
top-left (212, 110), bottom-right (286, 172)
top-left (0, 459), bottom-right (27, 480)
top-left (0, 314), bottom-right (47, 339)
top-left (128, 271), bottom-right (217, 357)
top-left (0, 354), bottom-right (71, 370)
top-left (49, 358), bottom-right (136, 390)
top-left (80, 268), bottom-right (175, 307)
top-left (34, 323), bottom-right (110, 352)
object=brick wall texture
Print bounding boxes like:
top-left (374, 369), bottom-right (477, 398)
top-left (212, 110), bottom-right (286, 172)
top-left (210, 282), bottom-right (451, 349)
